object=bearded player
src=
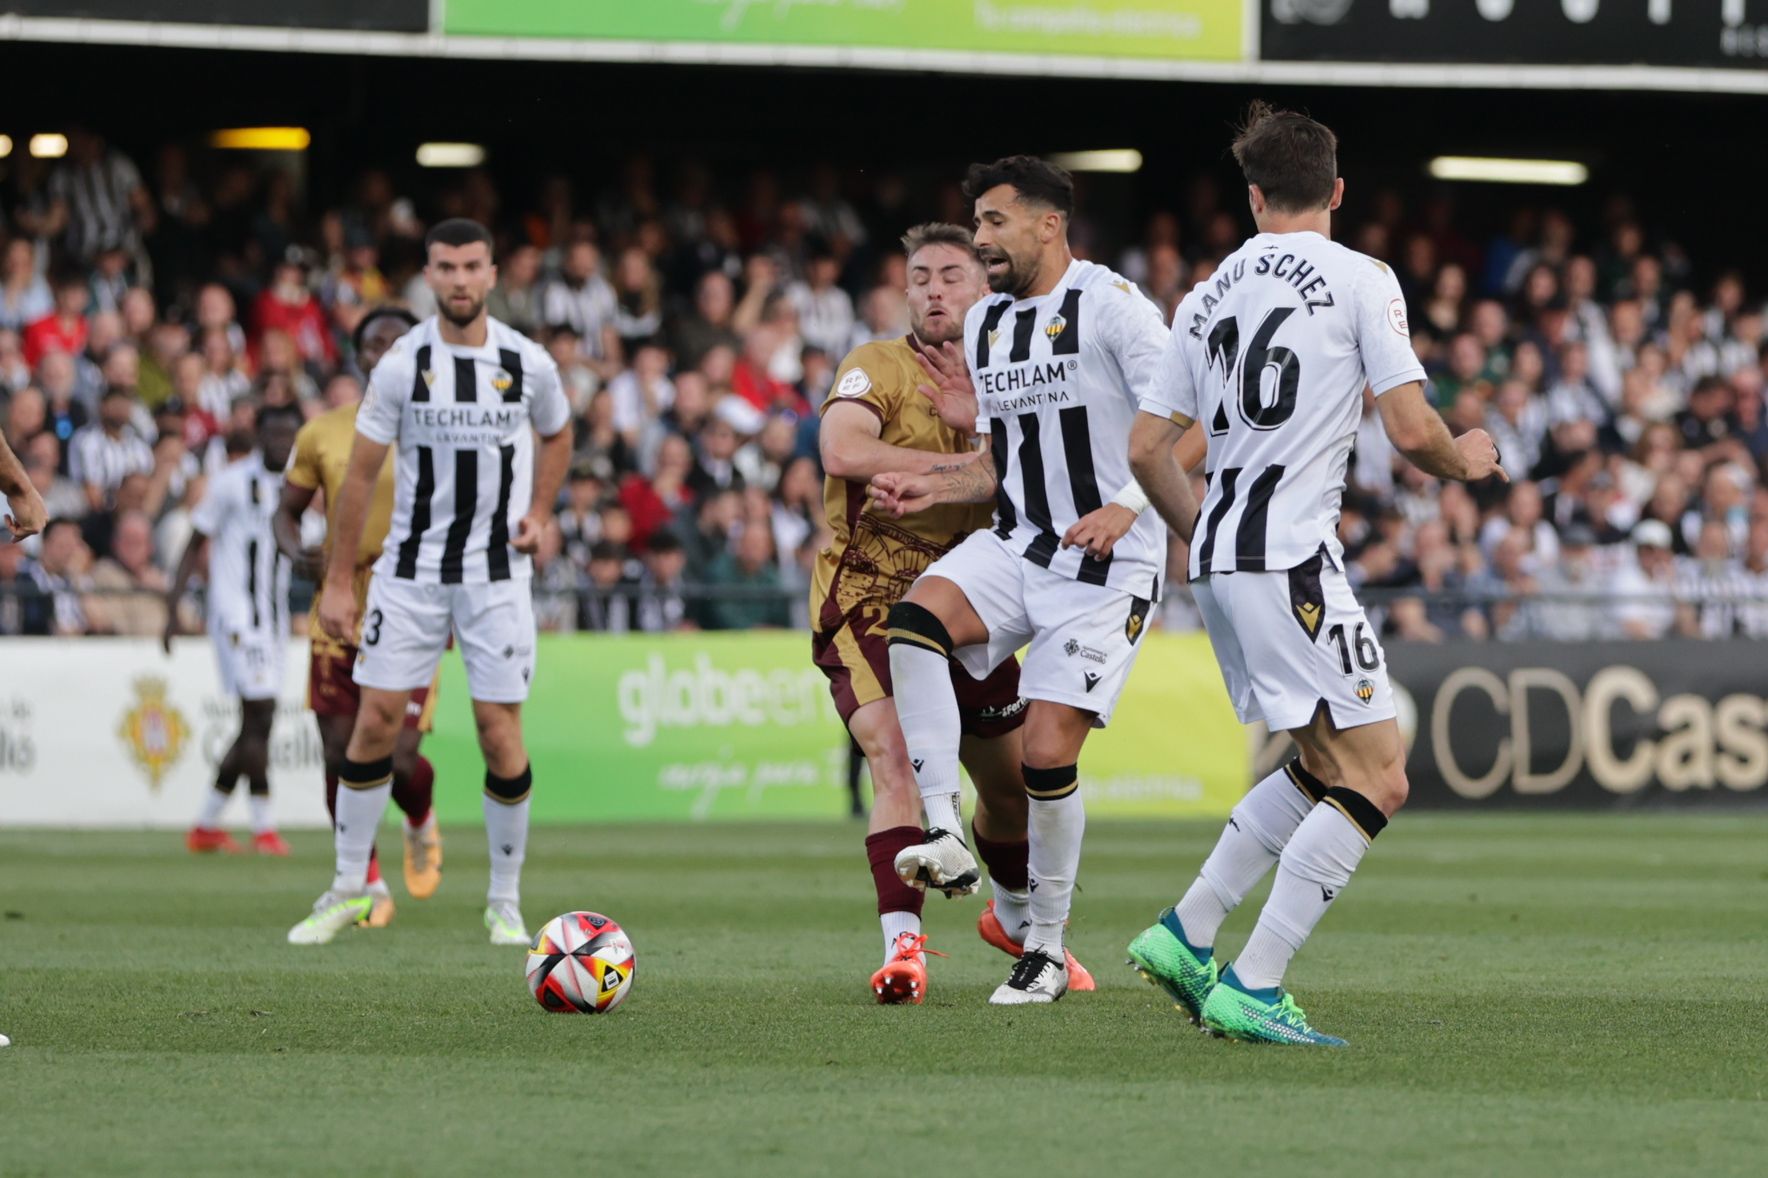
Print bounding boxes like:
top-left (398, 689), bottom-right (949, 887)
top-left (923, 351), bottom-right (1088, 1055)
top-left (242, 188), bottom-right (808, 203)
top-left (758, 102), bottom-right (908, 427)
top-left (871, 158), bottom-right (1176, 1005)
top-left (274, 306), bottom-right (440, 929)
top-left (815, 222), bottom-right (1095, 1003)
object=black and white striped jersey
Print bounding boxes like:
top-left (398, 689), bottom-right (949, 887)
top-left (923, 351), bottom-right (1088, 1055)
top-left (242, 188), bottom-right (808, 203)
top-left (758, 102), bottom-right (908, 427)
top-left (1148, 231), bottom-right (1427, 580)
top-left (358, 316), bottom-right (571, 585)
top-left (189, 452), bottom-right (289, 636)
top-left (967, 259), bottom-right (1171, 598)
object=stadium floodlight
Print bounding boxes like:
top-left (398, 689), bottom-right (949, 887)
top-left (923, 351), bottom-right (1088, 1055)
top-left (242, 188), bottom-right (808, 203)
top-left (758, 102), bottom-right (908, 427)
top-left (0, 135), bottom-right (10, 160)
top-left (1427, 156), bottom-right (1589, 186)
top-left (417, 142), bottom-right (487, 168)
top-left (28, 134), bottom-right (67, 159)
top-left (1047, 149), bottom-right (1144, 174)
top-left (210, 127), bottom-right (312, 151)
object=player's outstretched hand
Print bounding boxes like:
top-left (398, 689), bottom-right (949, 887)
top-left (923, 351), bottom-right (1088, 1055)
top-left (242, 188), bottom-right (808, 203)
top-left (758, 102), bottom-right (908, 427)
top-left (3, 487), bottom-right (47, 541)
top-left (1456, 429), bottom-right (1509, 484)
top-left (512, 512), bottom-right (548, 555)
top-left (869, 471), bottom-right (940, 518)
top-left (1062, 503), bottom-right (1138, 560)
top-left (316, 581), bottom-right (359, 643)
top-left (914, 341), bottom-right (979, 435)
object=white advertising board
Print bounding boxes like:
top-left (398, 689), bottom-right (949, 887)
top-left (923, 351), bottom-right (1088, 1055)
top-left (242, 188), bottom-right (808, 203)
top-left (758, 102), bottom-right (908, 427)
top-left (0, 638), bottom-right (334, 829)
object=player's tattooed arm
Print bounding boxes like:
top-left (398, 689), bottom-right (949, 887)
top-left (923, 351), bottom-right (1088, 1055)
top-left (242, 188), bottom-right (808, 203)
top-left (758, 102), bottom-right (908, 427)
top-left (1128, 410), bottom-right (1201, 543)
top-left (869, 445), bottom-right (996, 516)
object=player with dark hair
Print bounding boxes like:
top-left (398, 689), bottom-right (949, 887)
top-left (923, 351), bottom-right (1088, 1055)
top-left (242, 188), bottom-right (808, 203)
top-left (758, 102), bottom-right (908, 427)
top-left (870, 158), bottom-right (1177, 1004)
top-left (289, 218), bottom-right (572, 946)
top-left (274, 304), bottom-right (437, 928)
top-left (816, 221), bottom-right (1095, 1003)
top-left (1127, 102), bottom-right (1505, 1044)
top-left (166, 400), bottom-right (306, 854)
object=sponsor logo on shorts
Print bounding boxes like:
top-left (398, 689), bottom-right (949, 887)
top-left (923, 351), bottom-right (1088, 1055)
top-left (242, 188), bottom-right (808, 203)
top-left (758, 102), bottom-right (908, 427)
top-left (1295, 601), bottom-right (1322, 637)
top-left (1083, 671), bottom-right (1102, 693)
top-left (1062, 638), bottom-right (1107, 665)
top-left (972, 698), bottom-right (1027, 722)
top-left (1355, 677), bottom-right (1376, 704)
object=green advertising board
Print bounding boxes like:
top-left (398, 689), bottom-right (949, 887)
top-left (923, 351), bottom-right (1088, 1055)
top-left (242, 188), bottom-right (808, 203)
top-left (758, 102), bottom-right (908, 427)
top-left (424, 632), bottom-right (1245, 824)
top-left (443, 0), bottom-right (1244, 64)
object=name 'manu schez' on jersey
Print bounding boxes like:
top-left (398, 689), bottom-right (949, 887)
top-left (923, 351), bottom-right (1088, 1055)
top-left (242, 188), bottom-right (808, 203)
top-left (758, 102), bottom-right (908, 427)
top-left (1152, 231), bottom-right (1426, 580)
top-left (357, 316), bottom-right (570, 584)
top-left (190, 452), bottom-right (290, 635)
top-left (967, 259), bottom-right (1171, 598)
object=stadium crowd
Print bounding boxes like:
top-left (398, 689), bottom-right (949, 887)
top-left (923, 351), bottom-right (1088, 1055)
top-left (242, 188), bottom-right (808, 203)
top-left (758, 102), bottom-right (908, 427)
top-left (3, 132), bottom-right (1767, 642)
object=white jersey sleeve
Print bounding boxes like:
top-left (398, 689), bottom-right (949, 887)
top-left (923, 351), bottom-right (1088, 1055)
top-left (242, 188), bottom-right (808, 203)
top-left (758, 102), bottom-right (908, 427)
top-left (1146, 321), bottom-right (1201, 424)
top-left (188, 466), bottom-right (234, 537)
top-left (357, 341), bottom-right (414, 445)
top-left (1098, 282), bottom-right (1172, 412)
top-left (527, 351), bottom-right (571, 438)
top-left (1353, 260), bottom-right (1427, 397)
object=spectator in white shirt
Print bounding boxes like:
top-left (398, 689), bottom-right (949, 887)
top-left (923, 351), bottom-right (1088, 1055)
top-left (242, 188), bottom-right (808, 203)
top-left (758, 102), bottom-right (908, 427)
top-left (606, 341), bottom-right (674, 446)
top-left (1609, 519), bottom-right (1690, 639)
top-left (544, 240), bottom-right (621, 372)
top-left (69, 388), bottom-right (153, 513)
top-left (786, 249), bottom-right (854, 359)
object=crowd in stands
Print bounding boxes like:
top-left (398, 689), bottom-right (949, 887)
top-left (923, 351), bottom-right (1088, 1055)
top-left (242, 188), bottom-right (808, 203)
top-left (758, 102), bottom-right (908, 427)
top-left (3, 132), bottom-right (1768, 642)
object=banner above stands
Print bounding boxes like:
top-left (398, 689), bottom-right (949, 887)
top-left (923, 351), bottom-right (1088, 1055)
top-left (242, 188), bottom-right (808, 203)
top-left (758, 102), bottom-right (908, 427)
top-left (1262, 0), bottom-right (1768, 69)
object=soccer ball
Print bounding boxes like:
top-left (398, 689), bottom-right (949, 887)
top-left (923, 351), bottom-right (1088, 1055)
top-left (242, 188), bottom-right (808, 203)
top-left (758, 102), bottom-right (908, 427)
top-left (525, 912), bottom-right (636, 1014)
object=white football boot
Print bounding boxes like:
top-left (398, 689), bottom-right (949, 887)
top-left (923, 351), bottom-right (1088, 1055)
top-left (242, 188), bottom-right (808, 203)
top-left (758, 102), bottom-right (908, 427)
top-left (989, 949), bottom-right (1069, 1005)
top-left (287, 890), bottom-right (372, 945)
top-left (485, 901), bottom-right (529, 946)
top-left (893, 828), bottom-right (982, 897)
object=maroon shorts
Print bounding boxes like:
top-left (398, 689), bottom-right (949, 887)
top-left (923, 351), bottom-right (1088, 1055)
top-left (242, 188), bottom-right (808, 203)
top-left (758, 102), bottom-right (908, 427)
top-left (308, 640), bottom-right (435, 732)
top-left (812, 606), bottom-right (1026, 740)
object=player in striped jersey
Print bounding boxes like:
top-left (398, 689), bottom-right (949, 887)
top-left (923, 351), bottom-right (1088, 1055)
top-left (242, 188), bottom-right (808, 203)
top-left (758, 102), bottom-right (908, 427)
top-left (814, 222), bottom-right (1095, 1003)
top-left (275, 306), bottom-right (440, 929)
top-left (870, 157), bottom-right (1175, 1005)
top-left (288, 219), bottom-right (573, 947)
top-left (1128, 103), bottom-right (1504, 1045)
top-left (166, 402), bottom-right (304, 856)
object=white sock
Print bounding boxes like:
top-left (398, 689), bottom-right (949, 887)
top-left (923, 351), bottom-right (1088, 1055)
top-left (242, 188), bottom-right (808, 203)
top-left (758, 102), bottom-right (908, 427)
top-left (333, 779), bottom-right (392, 895)
top-left (922, 790), bottom-right (962, 837)
top-left (1233, 802), bottom-right (1375, 992)
top-left (888, 641), bottom-right (963, 825)
top-left (880, 911), bottom-right (921, 963)
top-left (991, 883), bottom-right (1031, 940)
top-left (247, 794), bottom-right (275, 836)
top-left (195, 789), bottom-right (229, 828)
top-left (1176, 760), bottom-right (1318, 949)
top-left (1026, 787), bottom-right (1085, 958)
top-left (484, 795), bottom-right (531, 905)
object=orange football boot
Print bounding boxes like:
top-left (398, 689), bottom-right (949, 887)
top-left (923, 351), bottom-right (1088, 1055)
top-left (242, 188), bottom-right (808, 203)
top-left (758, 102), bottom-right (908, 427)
top-left (251, 831), bottom-right (291, 856)
top-left (186, 827), bottom-right (241, 854)
top-left (977, 899), bottom-right (1096, 992)
top-left (871, 932), bottom-right (946, 1005)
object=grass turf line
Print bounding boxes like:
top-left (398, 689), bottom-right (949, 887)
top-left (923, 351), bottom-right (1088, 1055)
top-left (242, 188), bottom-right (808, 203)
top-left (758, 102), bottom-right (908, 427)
top-left (2, 815), bottom-right (1766, 1178)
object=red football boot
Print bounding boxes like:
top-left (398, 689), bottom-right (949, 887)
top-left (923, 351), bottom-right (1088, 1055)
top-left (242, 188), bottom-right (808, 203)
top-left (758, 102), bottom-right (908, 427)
top-left (251, 831), bottom-right (291, 856)
top-left (186, 827), bottom-right (241, 854)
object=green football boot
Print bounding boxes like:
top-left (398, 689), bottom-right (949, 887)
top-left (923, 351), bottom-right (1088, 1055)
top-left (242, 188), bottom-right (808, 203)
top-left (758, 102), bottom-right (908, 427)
top-left (1126, 907), bottom-right (1218, 1023)
top-left (1200, 966), bottom-right (1347, 1047)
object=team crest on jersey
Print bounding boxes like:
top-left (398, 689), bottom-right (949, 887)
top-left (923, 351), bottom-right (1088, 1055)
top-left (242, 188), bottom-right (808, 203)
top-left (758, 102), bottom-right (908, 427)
top-left (1044, 314), bottom-right (1067, 342)
top-left (987, 328), bottom-right (1001, 349)
top-left (117, 677), bottom-right (190, 791)
top-left (1355, 678), bottom-right (1376, 704)
top-left (1111, 280), bottom-right (1133, 294)
top-left (491, 369), bottom-right (514, 393)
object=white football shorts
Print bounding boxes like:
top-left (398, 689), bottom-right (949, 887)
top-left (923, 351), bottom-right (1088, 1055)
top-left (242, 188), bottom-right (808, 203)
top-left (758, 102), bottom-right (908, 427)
top-left (211, 622), bottom-right (286, 702)
top-left (354, 576), bottom-right (537, 704)
top-left (922, 530), bottom-right (1155, 728)
top-left (1192, 550), bottom-right (1397, 733)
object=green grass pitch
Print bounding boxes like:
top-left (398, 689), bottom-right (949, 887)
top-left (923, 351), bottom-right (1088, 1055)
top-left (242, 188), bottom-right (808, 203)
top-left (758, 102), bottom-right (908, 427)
top-left (2, 815), bottom-right (1766, 1177)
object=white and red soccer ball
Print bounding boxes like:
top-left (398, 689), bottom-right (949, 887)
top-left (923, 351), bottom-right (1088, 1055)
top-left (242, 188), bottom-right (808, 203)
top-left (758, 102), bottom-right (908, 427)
top-left (525, 912), bottom-right (636, 1014)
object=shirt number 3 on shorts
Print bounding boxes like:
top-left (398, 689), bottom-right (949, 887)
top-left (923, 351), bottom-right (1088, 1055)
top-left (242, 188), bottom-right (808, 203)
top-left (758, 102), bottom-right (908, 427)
top-left (363, 608), bottom-right (384, 646)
